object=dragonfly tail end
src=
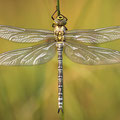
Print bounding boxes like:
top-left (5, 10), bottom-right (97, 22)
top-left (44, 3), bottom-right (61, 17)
top-left (58, 108), bottom-right (63, 114)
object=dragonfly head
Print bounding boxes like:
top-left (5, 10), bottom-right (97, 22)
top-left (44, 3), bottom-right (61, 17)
top-left (53, 15), bottom-right (67, 26)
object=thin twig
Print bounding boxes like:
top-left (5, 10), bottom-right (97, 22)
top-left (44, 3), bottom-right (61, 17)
top-left (57, 0), bottom-right (60, 16)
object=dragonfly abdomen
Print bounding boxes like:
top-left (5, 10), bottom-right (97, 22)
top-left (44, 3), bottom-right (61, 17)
top-left (56, 42), bottom-right (64, 113)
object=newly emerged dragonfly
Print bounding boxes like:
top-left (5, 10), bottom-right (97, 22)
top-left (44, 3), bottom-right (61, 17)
top-left (0, 10), bottom-right (120, 113)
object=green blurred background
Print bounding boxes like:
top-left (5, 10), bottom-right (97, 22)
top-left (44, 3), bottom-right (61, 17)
top-left (0, 0), bottom-right (120, 120)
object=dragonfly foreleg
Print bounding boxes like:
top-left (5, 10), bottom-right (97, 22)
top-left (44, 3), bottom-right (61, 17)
top-left (51, 6), bottom-right (59, 20)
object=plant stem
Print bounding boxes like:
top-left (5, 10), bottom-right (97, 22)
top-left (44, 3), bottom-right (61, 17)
top-left (57, 0), bottom-right (60, 16)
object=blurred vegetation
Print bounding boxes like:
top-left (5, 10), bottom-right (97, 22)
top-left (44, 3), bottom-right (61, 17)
top-left (0, 0), bottom-right (120, 120)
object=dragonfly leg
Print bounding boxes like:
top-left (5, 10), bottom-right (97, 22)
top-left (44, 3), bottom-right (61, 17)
top-left (51, 6), bottom-right (58, 20)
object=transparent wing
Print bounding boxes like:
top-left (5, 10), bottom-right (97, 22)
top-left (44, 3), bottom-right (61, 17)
top-left (0, 41), bottom-right (56, 65)
top-left (65, 26), bottom-right (120, 43)
top-left (64, 41), bottom-right (120, 65)
top-left (0, 25), bottom-right (54, 43)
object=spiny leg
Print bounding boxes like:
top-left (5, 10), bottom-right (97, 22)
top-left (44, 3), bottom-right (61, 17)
top-left (51, 6), bottom-right (60, 20)
top-left (51, 9), bottom-right (57, 20)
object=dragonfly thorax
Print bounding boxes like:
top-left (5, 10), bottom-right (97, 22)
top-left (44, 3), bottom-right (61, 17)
top-left (54, 26), bottom-right (66, 42)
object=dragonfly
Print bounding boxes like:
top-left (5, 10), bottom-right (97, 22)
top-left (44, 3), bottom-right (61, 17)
top-left (0, 10), bottom-right (120, 113)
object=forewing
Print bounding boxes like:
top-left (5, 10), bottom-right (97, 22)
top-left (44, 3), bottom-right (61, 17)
top-left (66, 26), bottom-right (120, 43)
top-left (0, 25), bottom-right (54, 43)
top-left (64, 41), bottom-right (120, 65)
top-left (0, 42), bottom-right (56, 65)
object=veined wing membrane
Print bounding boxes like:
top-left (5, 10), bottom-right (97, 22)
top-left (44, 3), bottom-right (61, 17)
top-left (65, 26), bottom-right (120, 43)
top-left (64, 41), bottom-right (120, 65)
top-left (0, 42), bottom-right (56, 65)
top-left (0, 25), bottom-right (54, 43)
